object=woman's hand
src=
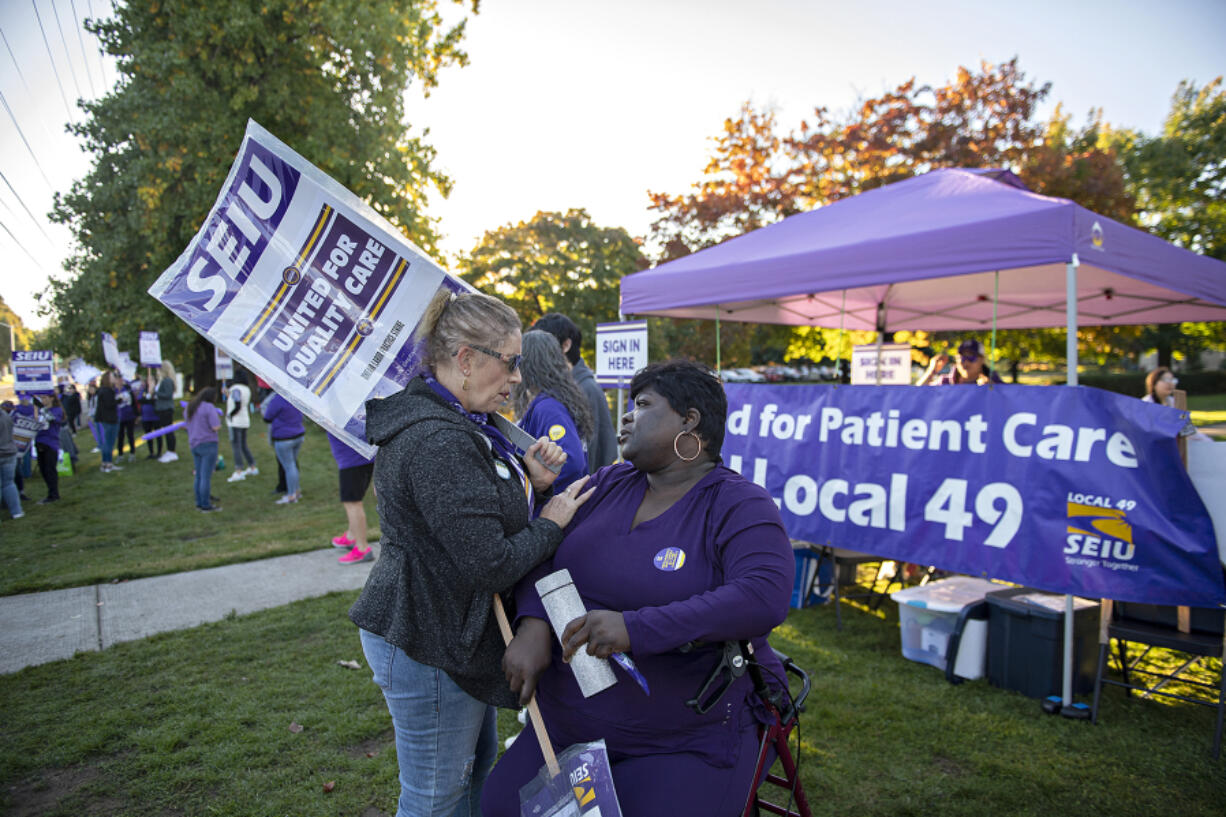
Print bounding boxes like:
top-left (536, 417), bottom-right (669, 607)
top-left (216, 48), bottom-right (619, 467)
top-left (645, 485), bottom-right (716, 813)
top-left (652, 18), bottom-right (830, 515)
top-left (538, 475), bottom-right (595, 529)
top-left (503, 616), bottom-right (554, 706)
top-left (562, 610), bottom-right (629, 661)
top-left (524, 437), bottom-right (567, 492)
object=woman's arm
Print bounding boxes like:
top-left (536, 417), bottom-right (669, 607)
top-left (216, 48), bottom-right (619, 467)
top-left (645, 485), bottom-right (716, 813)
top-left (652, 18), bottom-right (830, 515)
top-left (407, 428), bottom-right (565, 594)
top-left (916, 353), bottom-right (948, 387)
top-left (502, 616), bottom-right (553, 705)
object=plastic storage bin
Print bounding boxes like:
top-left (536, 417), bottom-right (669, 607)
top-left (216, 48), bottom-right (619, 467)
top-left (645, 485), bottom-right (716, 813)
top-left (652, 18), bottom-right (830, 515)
top-left (890, 576), bottom-right (999, 679)
top-left (985, 588), bottom-right (1100, 698)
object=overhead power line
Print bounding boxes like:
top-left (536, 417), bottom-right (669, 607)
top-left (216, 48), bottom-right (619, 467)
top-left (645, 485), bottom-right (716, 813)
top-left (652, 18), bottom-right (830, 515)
top-left (0, 28), bottom-right (34, 98)
top-left (70, 0), bottom-right (98, 99)
top-left (32, 0), bottom-right (75, 123)
top-left (1, 24), bottom-right (61, 149)
top-left (50, 0), bottom-right (86, 103)
top-left (0, 169), bottom-right (53, 244)
top-left (0, 88), bottom-right (55, 191)
top-left (0, 216), bottom-right (47, 269)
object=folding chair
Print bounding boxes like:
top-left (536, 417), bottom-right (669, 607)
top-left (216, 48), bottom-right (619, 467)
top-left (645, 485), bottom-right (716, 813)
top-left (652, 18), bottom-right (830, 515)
top-left (1090, 600), bottom-right (1226, 759)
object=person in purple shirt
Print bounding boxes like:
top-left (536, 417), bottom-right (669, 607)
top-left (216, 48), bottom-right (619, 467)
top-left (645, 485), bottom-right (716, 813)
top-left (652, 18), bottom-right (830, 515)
top-left (185, 388), bottom-right (222, 512)
top-left (511, 330), bottom-right (592, 493)
top-left (326, 431), bottom-right (377, 564)
top-left (484, 360), bottom-right (795, 817)
top-left (33, 393), bottom-right (66, 504)
top-left (262, 391), bottom-right (305, 504)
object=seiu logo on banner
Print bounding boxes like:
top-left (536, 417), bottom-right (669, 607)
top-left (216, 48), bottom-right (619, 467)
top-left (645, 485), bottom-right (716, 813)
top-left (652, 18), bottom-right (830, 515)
top-left (160, 140), bottom-right (300, 328)
top-left (721, 383), bottom-right (1225, 607)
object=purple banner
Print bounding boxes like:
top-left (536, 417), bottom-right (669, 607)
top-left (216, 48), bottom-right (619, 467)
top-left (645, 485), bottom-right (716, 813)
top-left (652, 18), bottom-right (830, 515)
top-left (722, 383), bottom-right (1225, 607)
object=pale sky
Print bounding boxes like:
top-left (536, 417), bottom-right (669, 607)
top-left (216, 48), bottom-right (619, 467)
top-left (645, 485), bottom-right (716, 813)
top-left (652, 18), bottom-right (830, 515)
top-left (2, 0), bottom-right (1224, 333)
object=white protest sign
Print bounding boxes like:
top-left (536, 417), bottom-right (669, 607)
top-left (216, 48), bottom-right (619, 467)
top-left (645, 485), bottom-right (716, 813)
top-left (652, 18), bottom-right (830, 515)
top-left (68, 357), bottom-right (103, 384)
top-left (13, 350), bottom-right (55, 395)
top-left (851, 342), bottom-right (912, 385)
top-left (148, 120), bottom-right (470, 457)
top-left (117, 352), bottom-right (138, 382)
top-left (100, 332), bottom-right (120, 367)
top-left (139, 331), bottom-right (163, 367)
top-left (595, 321), bottom-right (648, 388)
top-left (215, 346), bottom-right (234, 380)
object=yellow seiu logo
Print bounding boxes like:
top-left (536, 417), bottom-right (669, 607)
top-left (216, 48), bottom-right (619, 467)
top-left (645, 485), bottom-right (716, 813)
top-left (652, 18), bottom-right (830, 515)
top-left (1065, 502), bottom-right (1136, 560)
top-left (569, 766), bottom-right (597, 808)
top-left (549, 424), bottom-right (567, 441)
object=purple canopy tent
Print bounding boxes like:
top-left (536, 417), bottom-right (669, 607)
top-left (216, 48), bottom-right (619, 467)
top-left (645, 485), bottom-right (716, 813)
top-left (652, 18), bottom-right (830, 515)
top-left (621, 168), bottom-right (1226, 330)
top-left (620, 167), bottom-right (1226, 709)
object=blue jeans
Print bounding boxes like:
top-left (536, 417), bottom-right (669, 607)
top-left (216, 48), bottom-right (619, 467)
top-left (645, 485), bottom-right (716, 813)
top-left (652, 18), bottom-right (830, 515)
top-left (192, 442), bottom-right (218, 509)
top-left (273, 436), bottom-right (303, 496)
top-left (0, 455), bottom-right (21, 517)
top-left (100, 422), bottom-right (119, 464)
top-left (359, 629), bottom-right (497, 817)
top-left (229, 426), bottom-right (255, 470)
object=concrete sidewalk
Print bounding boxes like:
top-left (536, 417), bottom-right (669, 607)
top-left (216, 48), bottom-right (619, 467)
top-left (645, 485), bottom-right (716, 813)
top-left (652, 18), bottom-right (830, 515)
top-left (0, 545), bottom-right (378, 675)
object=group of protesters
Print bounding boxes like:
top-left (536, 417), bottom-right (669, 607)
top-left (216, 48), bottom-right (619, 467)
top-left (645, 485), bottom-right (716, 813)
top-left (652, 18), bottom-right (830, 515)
top-left (0, 361), bottom-right (182, 511)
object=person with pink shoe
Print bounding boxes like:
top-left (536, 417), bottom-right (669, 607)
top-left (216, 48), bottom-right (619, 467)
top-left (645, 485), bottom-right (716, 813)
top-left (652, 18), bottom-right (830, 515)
top-left (327, 431), bottom-right (376, 564)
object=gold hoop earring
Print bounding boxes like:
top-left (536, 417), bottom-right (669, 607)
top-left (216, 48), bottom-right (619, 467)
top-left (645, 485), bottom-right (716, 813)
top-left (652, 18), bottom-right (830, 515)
top-left (673, 430), bottom-right (702, 462)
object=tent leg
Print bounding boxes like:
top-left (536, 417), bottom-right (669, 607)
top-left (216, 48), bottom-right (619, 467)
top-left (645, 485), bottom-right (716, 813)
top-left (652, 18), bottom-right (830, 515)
top-left (1063, 256), bottom-right (1080, 709)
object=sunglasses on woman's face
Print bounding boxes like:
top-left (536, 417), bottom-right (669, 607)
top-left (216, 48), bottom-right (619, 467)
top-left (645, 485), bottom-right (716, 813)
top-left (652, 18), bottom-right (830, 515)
top-left (470, 344), bottom-right (522, 373)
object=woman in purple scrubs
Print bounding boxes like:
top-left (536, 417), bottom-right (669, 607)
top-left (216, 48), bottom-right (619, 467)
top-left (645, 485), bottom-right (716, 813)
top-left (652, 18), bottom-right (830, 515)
top-left (484, 360), bottom-right (795, 817)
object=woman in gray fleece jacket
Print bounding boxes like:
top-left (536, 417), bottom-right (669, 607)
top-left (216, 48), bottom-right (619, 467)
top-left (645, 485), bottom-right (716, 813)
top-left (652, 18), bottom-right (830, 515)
top-left (349, 289), bottom-right (593, 817)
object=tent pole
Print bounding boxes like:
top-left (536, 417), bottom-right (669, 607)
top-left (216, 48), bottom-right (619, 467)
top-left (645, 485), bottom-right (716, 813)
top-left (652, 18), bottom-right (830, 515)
top-left (991, 271), bottom-right (999, 378)
top-left (1063, 255), bottom-right (1080, 710)
top-left (836, 291), bottom-right (846, 386)
top-left (617, 310), bottom-right (625, 459)
top-left (715, 309), bottom-right (722, 374)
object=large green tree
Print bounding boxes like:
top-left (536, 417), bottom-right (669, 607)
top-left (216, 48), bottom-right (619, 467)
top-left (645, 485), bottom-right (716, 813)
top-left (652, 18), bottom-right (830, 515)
top-left (47, 0), bottom-right (474, 386)
top-left (1118, 78), bottom-right (1226, 368)
top-left (458, 209), bottom-right (646, 362)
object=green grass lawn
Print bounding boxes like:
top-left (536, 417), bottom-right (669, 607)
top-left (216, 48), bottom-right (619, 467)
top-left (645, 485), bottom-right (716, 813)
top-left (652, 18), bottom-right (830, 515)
top-left (1, 589), bottom-right (1222, 816)
top-left (1188, 393), bottom-right (1226, 426)
top-left (2, 411), bottom-right (1224, 815)
top-left (1, 423), bottom-right (377, 595)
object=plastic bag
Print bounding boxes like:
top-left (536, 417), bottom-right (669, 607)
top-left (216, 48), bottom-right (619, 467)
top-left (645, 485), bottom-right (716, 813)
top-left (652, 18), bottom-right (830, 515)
top-left (57, 449), bottom-right (74, 477)
top-left (519, 739), bottom-right (622, 817)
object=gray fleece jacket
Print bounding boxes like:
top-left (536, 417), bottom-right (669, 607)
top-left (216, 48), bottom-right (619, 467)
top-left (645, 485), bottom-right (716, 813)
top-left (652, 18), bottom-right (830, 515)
top-left (348, 377), bottom-right (563, 707)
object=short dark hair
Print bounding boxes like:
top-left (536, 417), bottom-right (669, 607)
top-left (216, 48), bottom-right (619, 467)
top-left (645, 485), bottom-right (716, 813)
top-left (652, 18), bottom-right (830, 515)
top-left (531, 313), bottom-right (582, 366)
top-left (630, 360), bottom-right (727, 458)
